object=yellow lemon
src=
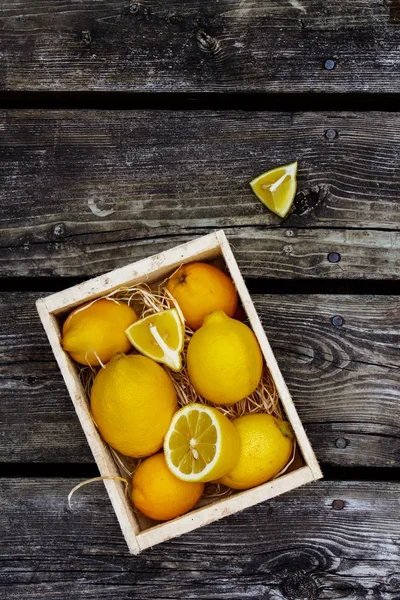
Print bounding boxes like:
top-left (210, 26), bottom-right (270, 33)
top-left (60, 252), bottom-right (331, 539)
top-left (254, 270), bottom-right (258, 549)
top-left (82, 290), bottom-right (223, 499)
top-left (166, 262), bottom-right (238, 330)
top-left (218, 414), bottom-right (294, 490)
top-left (125, 309), bottom-right (184, 371)
top-left (62, 298), bottom-right (137, 366)
top-left (132, 452), bottom-right (204, 521)
top-left (187, 310), bottom-right (263, 405)
top-left (250, 161), bottom-right (298, 218)
top-left (164, 404), bottom-right (240, 483)
top-left (90, 353), bottom-right (178, 458)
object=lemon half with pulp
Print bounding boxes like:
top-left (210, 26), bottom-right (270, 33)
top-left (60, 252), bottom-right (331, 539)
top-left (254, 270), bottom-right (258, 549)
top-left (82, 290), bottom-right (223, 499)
top-left (164, 404), bottom-right (240, 482)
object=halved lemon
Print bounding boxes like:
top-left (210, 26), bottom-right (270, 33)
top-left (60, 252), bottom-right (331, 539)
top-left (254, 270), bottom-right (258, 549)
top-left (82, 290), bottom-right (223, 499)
top-left (125, 308), bottom-right (184, 371)
top-left (250, 161), bottom-right (298, 218)
top-left (164, 404), bottom-right (240, 483)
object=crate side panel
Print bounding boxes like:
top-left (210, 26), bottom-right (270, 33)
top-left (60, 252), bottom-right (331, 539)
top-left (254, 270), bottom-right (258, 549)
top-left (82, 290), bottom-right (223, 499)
top-left (44, 232), bottom-right (223, 315)
top-left (217, 231), bottom-right (322, 480)
top-left (36, 299), bottom-right (141, 554)
top-left (137, 466), bottom-right (314, 551)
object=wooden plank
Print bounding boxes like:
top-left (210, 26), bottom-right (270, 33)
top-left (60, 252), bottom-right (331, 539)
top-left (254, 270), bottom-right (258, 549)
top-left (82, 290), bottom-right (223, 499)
top-left (1, 292), bottom-right (399, 467)
top-left (257, 294), bottom-right (400, 468)
top-left (0, 1), bottom-right (400, 93)
top-left (1, 110), bottom-right (400, 278)
top-left (0, 478), bottom-right (399, 599)
top-left (3, 227), bottom-right (399, 280)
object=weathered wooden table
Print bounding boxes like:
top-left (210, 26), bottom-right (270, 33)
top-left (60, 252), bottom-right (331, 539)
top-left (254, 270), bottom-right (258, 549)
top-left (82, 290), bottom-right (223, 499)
top-left (1, 2), bottom-right (399, 598)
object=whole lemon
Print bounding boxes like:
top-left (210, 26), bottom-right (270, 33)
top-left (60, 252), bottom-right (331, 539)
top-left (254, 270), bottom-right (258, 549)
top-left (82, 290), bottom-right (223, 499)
top-left (187, 310), bottom-right (263, 405)
top-left (62, 299), bottom-right (137, 366)
top-left (166, 262), bottom-right (238, 330)
top-left (132, 453), bottom-right (204, 521)
top-left (218, 414), bottom-right (294, 490)
top-left (90, 354), bottom-right (178, 457)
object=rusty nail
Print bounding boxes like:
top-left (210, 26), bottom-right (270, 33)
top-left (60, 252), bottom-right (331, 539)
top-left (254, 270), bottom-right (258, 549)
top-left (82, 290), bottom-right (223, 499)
top-left (325, 128), bottom-right (338, 140)
top-left (324, 59), bottom-right (336, 70)
top-left (332, 499), bottom-right (345, 510)
top-left (335, 437), bottom-right (348, 449)
top-left (331, 315), bottom-right (344, 327)
top-left (328, 252), bottom-right (341, 263)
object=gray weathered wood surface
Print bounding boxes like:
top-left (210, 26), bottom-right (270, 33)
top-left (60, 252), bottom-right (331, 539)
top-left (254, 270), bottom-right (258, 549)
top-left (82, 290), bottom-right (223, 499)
top-left (2, 292), bottom-right (399, 467)
top-left (1, 1), bottom-right (400, 593)
top-left (1, 1), bottom-right (400, 93)
top-left (1, 110), bottom-right (399, 278)
top-left (1, 479), bottom-right (399, 599)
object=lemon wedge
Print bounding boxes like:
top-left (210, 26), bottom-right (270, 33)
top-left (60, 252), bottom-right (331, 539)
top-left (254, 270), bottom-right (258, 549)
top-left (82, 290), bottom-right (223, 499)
top-left (164, 404), bottom-right (240, 483)
top-left (125, 308), bottom-right (184, 371)
top-left (250, 161), bottom-right (298, 218)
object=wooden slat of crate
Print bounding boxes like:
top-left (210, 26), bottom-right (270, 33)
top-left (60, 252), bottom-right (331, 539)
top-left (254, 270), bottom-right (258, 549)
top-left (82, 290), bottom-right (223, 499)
top-left (1, 110), bottom-right (399, 278)
top-left (0, 1), bottom-right (399, 92)
top-left (0, 478), bottom-right (399, 598)
top-left (2, 292), bottom-right (399, 467)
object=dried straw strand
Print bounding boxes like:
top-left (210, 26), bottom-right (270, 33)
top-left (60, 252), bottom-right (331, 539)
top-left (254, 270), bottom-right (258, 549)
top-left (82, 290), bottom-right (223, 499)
top-left (68, 476), bottom-right (129, 509)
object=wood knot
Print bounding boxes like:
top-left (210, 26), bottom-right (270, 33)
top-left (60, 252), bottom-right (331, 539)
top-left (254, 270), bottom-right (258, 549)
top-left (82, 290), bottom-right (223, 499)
top-left (385, 0), bottom-right (400, 23)
top-left (196, 29), bottom-right (222, 56)
top-left (130, 2), bottom-right (150, 17)
top-left (81, 30), bottom-right (92, 46)
top-left (166, 11), bottom-right (183, 25)
top-left (282, 571), bottom-right (319, 600)
top-left (386, 574), bottom-right (400, 591)
top-left (293, 185), bottom-right (328, 216)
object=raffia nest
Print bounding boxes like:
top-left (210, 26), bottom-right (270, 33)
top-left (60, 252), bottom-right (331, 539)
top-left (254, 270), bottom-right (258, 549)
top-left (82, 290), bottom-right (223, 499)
top-left (76, 277), bottom-right (295, 502)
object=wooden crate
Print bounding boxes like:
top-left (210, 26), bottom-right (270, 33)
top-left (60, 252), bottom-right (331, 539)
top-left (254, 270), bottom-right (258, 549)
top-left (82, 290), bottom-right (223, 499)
top-left (36, 230), bottom-right (322, 554)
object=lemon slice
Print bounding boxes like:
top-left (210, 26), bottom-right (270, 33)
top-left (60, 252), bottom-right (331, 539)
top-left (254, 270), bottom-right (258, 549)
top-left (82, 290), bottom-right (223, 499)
top-left (164, 404), bottom-right (240, 483)
top-left (250, 161), bottom-right (298, 218)
top-left (125, 309), bottom-right (184, 371)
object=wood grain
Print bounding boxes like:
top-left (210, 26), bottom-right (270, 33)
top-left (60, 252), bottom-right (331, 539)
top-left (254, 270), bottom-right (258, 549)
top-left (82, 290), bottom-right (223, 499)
top-left (1, 110), bottom-right (400, 278)
top-left (0, 478), bottom-right (399, 599)
top-left (2, 292), bottom-right (399, 467)
top-left (0, 1), bottom-right (400, 93)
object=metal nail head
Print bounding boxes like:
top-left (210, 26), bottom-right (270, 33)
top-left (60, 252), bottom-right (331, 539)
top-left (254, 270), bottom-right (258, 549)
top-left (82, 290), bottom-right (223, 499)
top-left (328, 252), bottom-right (341, 263)
top-left (324, 59), bottom-right (336, 70)
top-left (331, 315), bottom-right (344, 327)
top-left (332, 499), bottom-right (345, 510)
top-left (325, 128), bottom-right (338, 140)
top-left (335, 438), bottom-right (348, 449)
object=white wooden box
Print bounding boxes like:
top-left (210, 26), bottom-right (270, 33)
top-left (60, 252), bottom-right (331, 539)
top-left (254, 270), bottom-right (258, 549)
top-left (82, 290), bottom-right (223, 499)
top-left (36, 230), bottom-right (322, 554)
